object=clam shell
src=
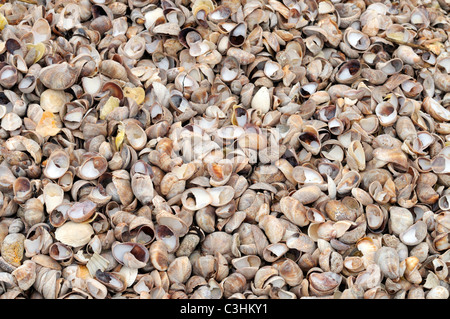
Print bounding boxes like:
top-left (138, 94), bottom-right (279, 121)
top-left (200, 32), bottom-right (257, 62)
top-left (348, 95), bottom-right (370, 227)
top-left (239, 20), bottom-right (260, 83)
top-left (54, 222), bottom-right (94, 248)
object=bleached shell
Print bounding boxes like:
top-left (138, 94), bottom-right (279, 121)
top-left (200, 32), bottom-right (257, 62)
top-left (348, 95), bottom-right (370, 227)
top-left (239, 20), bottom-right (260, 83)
top-left (292, 166), bottom-right (325, 185)
top-left (155, 211), bottom-right (189, 237)
top-left (12, 260), bottom-right (36, 290)
top-left (181, 187), bottom-right (213, 210)
top-left (280, 196), bottom-right (309, 226)
top-left (399, 221), bottom-right (427, 246)
top-left (44, 150), bottom-right (70, 179)
top-left (86, 252), bottom-right (110, 277)
top-left (111, 242), bottom-right (149, 269)
top-left (40, 89), bottom-right (71, 113)
top-left (86, 278), bottom-right (108, 299)
top-left (118, 266), bottom-right (139, 287)
top-left (43, 183), bottom-right (64, 213)
top-left (125, 121), bottom-right (147, 151)
top-left (207, 186), bottom-right (234, 207)
top-left (77, 155), bottom-right (108, 180)
top-left (251, 87), bottom-right (271, 113)
top-left (55, 222), bottom-right (94, 248)
top-left (389, 207), bottom-right (414, 236)
top-left (1, 112), bottom-right (22, 131)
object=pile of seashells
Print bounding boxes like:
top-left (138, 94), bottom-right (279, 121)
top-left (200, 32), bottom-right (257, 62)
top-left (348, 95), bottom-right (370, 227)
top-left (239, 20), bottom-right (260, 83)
top-left (0, 0), bottom-right (449, 299)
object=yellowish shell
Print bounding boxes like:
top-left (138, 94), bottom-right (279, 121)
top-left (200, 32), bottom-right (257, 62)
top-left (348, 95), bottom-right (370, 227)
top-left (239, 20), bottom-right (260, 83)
top-left (386, 32), bottom-right (404, 43)
top-left (0, 13), bottom-right (8, 31)
top-left (115, 122), bottom-right (126, 151)
top-left (77, 264), bottom-right (91, 280)
top-left (26, 43), bottom-right (46, 63)
top-left (425, 42), bottom-right (444, 55)
top-left (193, 0), bottom-right (215, 15)
top-left (36, 111), bottom-right (61, 137)
top-left (1, 233), bottom-right (25, 267)
top-left (100, 96), bottom-right (120, 120)
top-left (123, 87), bottom-right (145, 105)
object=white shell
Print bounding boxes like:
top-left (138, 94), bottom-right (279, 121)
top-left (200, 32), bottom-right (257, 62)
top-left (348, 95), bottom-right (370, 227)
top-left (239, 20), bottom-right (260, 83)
top-left (55, 221), bottom-right (94, 248)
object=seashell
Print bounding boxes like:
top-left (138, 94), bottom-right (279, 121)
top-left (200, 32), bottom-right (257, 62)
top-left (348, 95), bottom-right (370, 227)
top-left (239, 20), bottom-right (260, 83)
top-left (155, 211), bottom-right (188, 238)
top-left (149, 240), bottom-right (169, 271)
top-left (426, 286), bottom-right (450, 299)
top-left (344, 28), bottom-right (370, 52)
top-left (263, 243), bottom-right (289, 263)
top-left (374, 247), bottom-right (400, 280)
top-left (95, 270), bottom-right (126, 293)
top-left (43, 150), bottom-right (70, 180)
top-left (193, 254), bottom-right (215, 279)
top-left (1, 112), bottom-right (22, 132)
top-left (39, 62), bottom-right (80, 90)
top-left (76, 154), bottom-right (108, 180)
top-left (335, 60), bottom-right (361, 84)
top-left (393, 45), bottom-right (421, 66)
top-left (86, 278), bottom-right (108, 299)
top-left (207, 159), bottom-right (233, 187)
top-left (280, 196), bottom-right (309, 227)
top-left (232, 255), bottom-right (261, 280)
top-left (67, 200), bottom-right (97, 223)
top-left (43, 183), bottom-right (64, 214)
top-left (229, 22), bottom-right (247, 47)
top-left (259, 215), bottom-right (285, 244)
top-left (33, 266), bottom-right (61, 299)
top-left (372, 147), bottom-right (408, 168)
top-left (292, 166), bottom-right (325, 185)
top-left (1, 233), bottom-right (25, 267)
top-left (195, 206), bottom-right (216, 233)
top-left (124, 121), bottom-right (147, 151)
top-left (222, 272), bottom-right (247, 298)
top-left (167, 256), bottom-right (192, 284)
top-left (12, 260), bottom-right (36, 291)
top-left (251, 86), bottom-right (271, 114)
top-left (422, 97), bottom-right (450, 122)
top-left (49, 241), bottom-right (73, 264)
top-left (202, 232), bottom-right (233, 260)
top-left (192, 0), bottom-right (215, 26)
top-left (325, 200), bottom-right (357, 222)
top-left (389, 207), bottom-right (414, 236)
top-left (336, 171), bottom-right (361, 195)
top-left (399, 221), bottom-right (427, 246)
top-left (375, 102), bottom-right (398, 127)
top-left (298, 125), bottom-right (321, 155)
top-left (0, 66), bottom-right (18, 89)
top-left (181, 187), bottom-right (213, 211)
top-left (309, 271), bottom-right (342, 296)
top-left (55, 222), bottom-right (94, 248)
top-left (155, 224), bottom-right (179, 253)
top-left (207, 186), bottom-right (234, 207)
top-left (112, 242), bottom-right (149, 269)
